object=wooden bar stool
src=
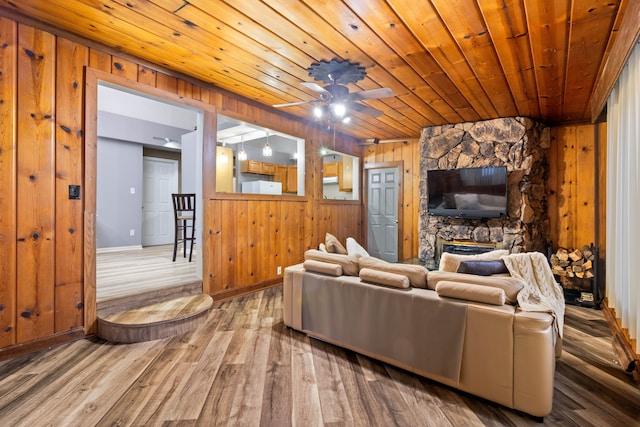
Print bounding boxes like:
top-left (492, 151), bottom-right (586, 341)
top-left (172, 193), bottom-right (196, 262)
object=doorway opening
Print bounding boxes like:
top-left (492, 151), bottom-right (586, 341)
top-left (94, 82), bottom-right (203, 302)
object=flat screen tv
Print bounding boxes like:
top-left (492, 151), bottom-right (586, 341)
top-left (427, 166), bottom-right (508, 218)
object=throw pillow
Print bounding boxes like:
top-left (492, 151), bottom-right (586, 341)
top-left (303, 259), bottom-right (343, 276)
top-left (325, 232), bottom-right (347, 255)
top-left (304, 249), bottom-right (359, 276)
top-left (359, 268), bottom-right (410, 289)
top-left (318, 243), bottom-right (328, 252)
top-left (346, 237), bottom-right (369, 258)
top-left (358, 256), bottom-right (428, 288)
top-left (457, 260), bottom-right (509, 276)
top-left (439, 249), bottom-right (510, 272)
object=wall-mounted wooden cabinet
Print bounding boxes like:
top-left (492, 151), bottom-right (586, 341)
top-left (324, 161), bottom-right (339, 177)
top-left (339, 157), bottom-right (353, 192)
top-left (274, 165), bottom-right (298, 193)
top-left (216, 146), bottom-right (234, 192)
top-left (286, 166), bottom-right (297, 193)
top-left (240, 160), bottom-right (274, 175)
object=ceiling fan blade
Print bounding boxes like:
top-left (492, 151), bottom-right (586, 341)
top-left (350, 102), bottom-right (384, 118)
top-left (273, 100), bottom-right (314, 108)
top-left (301, 82), bottom-right (330, 94)
top-left (348, 87), bottom-right (394, 101)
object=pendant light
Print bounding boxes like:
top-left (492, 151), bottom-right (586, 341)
top-left (238, 136), bottom-right (247, 161)
top-left (263, 132), bottom-right (272, 157)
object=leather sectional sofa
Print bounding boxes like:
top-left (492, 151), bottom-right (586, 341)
top-left (283, 249), bottom-right (561, 419)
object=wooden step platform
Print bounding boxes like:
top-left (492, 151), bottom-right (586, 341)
top-left (97, 293), bottom-right (213, 343)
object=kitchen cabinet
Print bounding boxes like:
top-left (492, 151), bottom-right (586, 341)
top-left (339, 156), bottom-right (353, 192)
top-left (324, 161), bottom-right (339, 177)
top-left (286, 166), bottom-right (297, 193)
top-left (216, 146), bottom-right (234, 192)
top-left (240, 160), bottom-right (275, 175)
top-left (274, 165), bottom-right (298, 193)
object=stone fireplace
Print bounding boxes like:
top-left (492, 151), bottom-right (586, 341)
top-left (418, 117), bottom-right (551, 261)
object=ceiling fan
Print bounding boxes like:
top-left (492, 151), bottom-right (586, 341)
top-left (273, 59), bottom-right (394, 120)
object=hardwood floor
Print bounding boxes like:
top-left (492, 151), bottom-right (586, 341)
top-left (96, 245), bottom-right (199, 301)
top-left (0, 286), bottom-right (638, 426)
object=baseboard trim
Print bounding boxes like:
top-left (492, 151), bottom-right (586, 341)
top-left (602, 302), bottom-right (639, 374)
top-left (96, 245), bottom-right (143, 254)
top-left (0, 328), bottom-right (86, 362)
top-left (210, 280), bottom-right (282, 303)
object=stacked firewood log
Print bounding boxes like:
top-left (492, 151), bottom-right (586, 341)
top-left (550, 245), bottom-right (595, 279)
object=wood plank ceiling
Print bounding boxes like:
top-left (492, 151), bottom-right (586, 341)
top-left (0, 0), bottom-right (629, 140)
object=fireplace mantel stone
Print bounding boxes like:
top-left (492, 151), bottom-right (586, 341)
top-left (418, 117), bottom-right (550, 260)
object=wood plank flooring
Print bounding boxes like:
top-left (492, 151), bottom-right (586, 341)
top-left (1, 286), bottom-right (639, 426)
top-left (96, 245), bottom-right (199, 301)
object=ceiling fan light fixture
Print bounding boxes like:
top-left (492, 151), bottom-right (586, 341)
top-left (342, 116), bottom-right (351, 124)
top-left (331, 103), bottom-right (346, 117)
top-left (313, 105), bottom-right (325, 118)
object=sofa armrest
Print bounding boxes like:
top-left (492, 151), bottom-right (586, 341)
top-left (513, 310), bottom-right (556, 417)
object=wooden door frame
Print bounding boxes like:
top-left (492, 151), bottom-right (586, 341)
top-left (84, 68), bottom-right (217, 335)
top-left (363, 161), bottom-right (404, 261)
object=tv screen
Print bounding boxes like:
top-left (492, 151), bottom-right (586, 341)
top-left (427, 166), bottom-right (507, 218)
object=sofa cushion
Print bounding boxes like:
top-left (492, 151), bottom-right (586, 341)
top-left (358, 256), bottom-right (428, 288)
top-left (457, 260), bottom-right (509, 276)
top-left (304, 249), bottom-right (359, 276)
top-left (436, 280), bottom-right (506, 305)
top-left (325, 232), bottom-right (347, 254)
top-left (359, 268), bottom-right (410, 289)
top-left (303, 259), bottom-right (342, 276)
top-left (427, 270), bottom-right (524, 304)
top-left (439, 249), bottom-right (510, 272)
top-left (346, 237), bottom-right (369, 258)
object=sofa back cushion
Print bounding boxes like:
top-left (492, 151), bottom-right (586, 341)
top-left (303, 259), bottom-right (343, 276)
top-left (304, 249), bottom-right (359, 276)
top-left (359, 268), bottom-right (410, 289)
top-left (427, 270), bottom-right (524, 304)
top-left (358, 256), bottom-right (428, 288)
top-left (436, 280), bottom-right (506, 305)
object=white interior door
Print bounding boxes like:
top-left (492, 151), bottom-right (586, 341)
top-left (142, 157), bottom-right (178, 246)
top-left (367, 167), bottom-right (399, 262)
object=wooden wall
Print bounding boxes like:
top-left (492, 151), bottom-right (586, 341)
top-left (547, 123), bottom-right (606, 253)
top-left (0, 16), bottom-right (363, 354)
top-left (362, 140), bottom-right (421, 260)
top-left (363, 123), bottom-right (606, 265)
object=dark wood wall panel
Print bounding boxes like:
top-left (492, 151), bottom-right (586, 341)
top-left (15, 24), bottom-right (56, 342)
top-left (0, 17), bottom-right (18, 347)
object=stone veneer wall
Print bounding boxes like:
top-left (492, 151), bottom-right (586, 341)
top-left (418, 117), bottom-right (551, 260)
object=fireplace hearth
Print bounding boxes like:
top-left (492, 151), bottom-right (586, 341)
top-left (437, 239), bottom-right (498, 262)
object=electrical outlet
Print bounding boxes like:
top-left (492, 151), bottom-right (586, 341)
top-left (277, 266), bottom-right (282, 275)
top-left (130, 229), bottom-right (135, 236)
